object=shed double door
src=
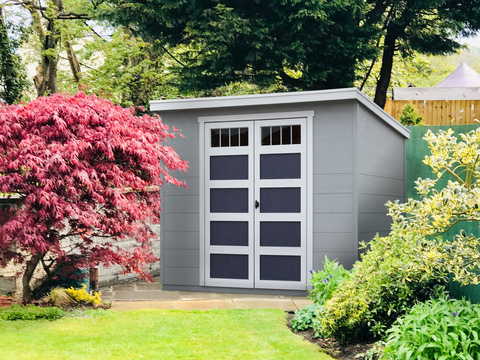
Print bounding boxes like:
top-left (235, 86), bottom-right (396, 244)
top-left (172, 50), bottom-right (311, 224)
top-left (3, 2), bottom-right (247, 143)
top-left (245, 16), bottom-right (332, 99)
top-left (204, 118), bottom-right (307, 290)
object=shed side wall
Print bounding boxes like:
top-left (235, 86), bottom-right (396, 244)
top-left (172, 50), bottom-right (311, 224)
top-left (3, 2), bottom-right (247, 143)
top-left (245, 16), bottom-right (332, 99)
top-left (357, 103), bottom-right (406, 251)
top-left (160, 111), bottom-right (201, 286)
top-left (312, 101), bottom-right (356, 270)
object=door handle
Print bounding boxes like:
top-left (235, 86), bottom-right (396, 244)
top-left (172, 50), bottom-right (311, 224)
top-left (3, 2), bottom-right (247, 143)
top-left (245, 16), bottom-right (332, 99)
top-left (255, 200), bottom-right (260, 209)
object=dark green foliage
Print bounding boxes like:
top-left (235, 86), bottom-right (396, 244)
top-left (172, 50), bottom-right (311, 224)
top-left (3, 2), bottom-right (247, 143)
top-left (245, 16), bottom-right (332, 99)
top-left (0, 305), bottom-right (65, 321)
top-left (383, 298), bottom-right (480, 359)
top-left (95, 0), bottom-right (376, 92)
top-left (399, 103), bottom-right (424, 126)
top-left (0, 11), bottom-right (29, 104)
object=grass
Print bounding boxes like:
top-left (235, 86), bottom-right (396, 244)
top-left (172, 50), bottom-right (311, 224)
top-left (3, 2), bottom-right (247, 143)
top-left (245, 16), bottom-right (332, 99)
top-left (0, 308), bottom-right (333, 360)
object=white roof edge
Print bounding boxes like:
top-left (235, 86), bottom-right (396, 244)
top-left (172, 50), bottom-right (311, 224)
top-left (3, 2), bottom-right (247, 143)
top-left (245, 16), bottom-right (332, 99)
top-left (150, 88), bottom-right (410, 138)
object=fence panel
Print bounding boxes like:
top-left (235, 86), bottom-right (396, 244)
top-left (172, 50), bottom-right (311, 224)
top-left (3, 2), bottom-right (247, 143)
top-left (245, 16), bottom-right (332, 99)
top-left (385, 99), bottom-right (480, 126)
top-left (406, 125), bottom-right (480, 239)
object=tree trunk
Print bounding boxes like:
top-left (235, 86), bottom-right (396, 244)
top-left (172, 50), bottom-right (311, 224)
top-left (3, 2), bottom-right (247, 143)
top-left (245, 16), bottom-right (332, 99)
top-left (22, 254), bottom-right (41, 303)
top-left (65, 36), bottom-right (81, 83)
top-left (32, 0), bottom-right (64, 97)
top-left (373, 30), bottom-right (397, 109)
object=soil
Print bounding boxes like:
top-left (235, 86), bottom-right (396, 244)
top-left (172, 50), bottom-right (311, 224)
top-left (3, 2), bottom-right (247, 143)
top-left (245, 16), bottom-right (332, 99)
top-left (286, 312), bottom-right (375, 360)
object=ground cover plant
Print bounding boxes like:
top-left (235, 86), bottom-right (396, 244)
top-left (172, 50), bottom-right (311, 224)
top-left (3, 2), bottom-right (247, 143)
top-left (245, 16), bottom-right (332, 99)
top-left (383, 297), bottom-right (480, 359)
top-left (0, 304), bottom-right (65, 321)
top-left (0, 308), bottom-right (333, 360)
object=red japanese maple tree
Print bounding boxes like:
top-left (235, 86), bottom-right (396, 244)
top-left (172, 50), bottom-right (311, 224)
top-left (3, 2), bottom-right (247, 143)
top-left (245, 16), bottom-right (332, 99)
top-left (0, 92), bottom-right (188, 302)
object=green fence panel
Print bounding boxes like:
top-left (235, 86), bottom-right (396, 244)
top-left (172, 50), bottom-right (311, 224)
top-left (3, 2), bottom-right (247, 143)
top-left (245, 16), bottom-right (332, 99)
top-left (407, 125), bottom-right (480, 302)
top-left (406, 125), bottom-right (480, 240)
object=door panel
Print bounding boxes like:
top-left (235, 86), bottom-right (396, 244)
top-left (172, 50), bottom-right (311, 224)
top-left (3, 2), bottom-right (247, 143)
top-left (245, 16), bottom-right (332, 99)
top-left (205, 118), bottom-right (307, 290)
top-left (254, 118), bottom-right (307, 290)
top-left (205, 121), bottom-right (254, 288)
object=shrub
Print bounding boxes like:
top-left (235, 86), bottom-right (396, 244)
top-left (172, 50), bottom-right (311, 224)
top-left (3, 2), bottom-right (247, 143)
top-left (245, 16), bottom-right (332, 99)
top-left (66, 284), bottom-right (102, 305)
top-left (383, 297), bottom-right (480, 359)
top-left (321, 284), bottom-right (369, 342)
top-left (46, 287), bottom-right (76, 308)
top-left (321, 232), bottom-right (446, 342)
top-left (0, 305), bottom-right (65, 321)
top-left (387, 128), bottom-right (480, 286)
top-left (291, 303), bottom-right (324, 337)
top-left (308, 256), bottom-right (350, 305)
top-left (399, 103), bottom-right (424, 126)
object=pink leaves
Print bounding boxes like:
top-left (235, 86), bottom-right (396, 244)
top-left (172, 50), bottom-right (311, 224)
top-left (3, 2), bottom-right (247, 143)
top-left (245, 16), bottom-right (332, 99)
top-left (0, 92), bottom-right (188, 282)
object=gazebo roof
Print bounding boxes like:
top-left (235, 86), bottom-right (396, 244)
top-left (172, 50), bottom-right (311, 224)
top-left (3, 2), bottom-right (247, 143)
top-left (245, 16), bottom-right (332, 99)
top-left (436, 63), bottom-right (480, 87)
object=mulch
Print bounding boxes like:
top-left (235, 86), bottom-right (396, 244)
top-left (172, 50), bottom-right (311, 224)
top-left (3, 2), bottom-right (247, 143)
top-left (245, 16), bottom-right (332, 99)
top-left (286, 312), bottom-right (375, 360)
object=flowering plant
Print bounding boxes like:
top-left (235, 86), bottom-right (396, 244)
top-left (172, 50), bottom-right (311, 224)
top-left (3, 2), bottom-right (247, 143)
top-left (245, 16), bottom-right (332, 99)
top-left (308, 256), bottom-right (350, 305)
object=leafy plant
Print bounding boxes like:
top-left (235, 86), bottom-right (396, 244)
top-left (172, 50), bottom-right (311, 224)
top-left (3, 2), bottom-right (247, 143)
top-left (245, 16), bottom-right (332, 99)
top-left (0, 305), bottom-right (65, 321)
top-left (291, 303), bottom-right (324, 337)
top-left (387, 128), bottom-right (480, 286)
top-left (67, 284), bottom-right (102, 305)
top-left (383, 297), bottom-right (480, 359)
top-left (308, 256), bottom-right (350, 305)
top-left (321, 232), bottom-right (446, 342)
top-left (0, 92), bottom-right (188, 302)
top-left (399, 103), bottom-right (424, 126)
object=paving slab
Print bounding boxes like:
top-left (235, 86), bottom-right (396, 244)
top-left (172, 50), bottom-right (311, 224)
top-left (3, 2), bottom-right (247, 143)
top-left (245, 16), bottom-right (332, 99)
top-left (112, 290), bottom-right (181, 301)
top-left (292, 299), bottom-right (314, 309)
top-left (112, 301), bottom-right (177, 311)
top-left (178, 291), bottom-right (281, 301)
top-left (232, 299), bottom-right (298, 311)
top-left (173, 300), bottom-right (235, 310)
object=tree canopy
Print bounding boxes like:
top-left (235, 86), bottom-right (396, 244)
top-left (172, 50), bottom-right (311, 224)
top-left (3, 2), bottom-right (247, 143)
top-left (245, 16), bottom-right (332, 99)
top-left (96, 0), bottom-right (376, 92)
top-left (0, 92), bottom-right (188, 302)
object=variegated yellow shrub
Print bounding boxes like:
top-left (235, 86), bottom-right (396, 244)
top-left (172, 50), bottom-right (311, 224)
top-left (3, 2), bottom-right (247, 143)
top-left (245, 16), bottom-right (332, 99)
top-left (67, 284), bottom-right (102, 305)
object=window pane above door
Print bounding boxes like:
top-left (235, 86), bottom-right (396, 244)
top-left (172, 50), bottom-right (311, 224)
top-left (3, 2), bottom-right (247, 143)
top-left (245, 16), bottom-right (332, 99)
top-left (211, 128), bottom-right (249, 147)
top-left (261, 125), bottom-right (301, 145)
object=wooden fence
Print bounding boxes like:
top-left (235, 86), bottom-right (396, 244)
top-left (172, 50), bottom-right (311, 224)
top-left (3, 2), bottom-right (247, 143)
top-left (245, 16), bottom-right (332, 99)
top-left (385, 99), bottom-right (480, 126)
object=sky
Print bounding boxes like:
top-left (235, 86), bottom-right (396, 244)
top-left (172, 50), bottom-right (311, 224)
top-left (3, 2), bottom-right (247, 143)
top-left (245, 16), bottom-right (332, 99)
top-left (461, 33), bottom-right (480, 48)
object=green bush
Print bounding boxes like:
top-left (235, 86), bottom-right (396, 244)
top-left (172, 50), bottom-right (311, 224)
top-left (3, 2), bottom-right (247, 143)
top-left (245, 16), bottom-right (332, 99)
top-left (0, 305), bottom-right (65, 321)
top-left (308, 256), bottom-right (350, 305)
top-left (399, 103), bottom-right (424, 126)
top-left (321, 284), bottom-right (369, 342)
top-left (383, 297), bottom-right (480, 359)
top-left (321, 232), bottom-right (446, 342)
top-left (291, 303), bottom-right (324, 336)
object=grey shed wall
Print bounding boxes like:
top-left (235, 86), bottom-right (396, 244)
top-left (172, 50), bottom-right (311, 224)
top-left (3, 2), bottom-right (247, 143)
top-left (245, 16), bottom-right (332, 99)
top-left (155, 89), bottom-right (408, 291)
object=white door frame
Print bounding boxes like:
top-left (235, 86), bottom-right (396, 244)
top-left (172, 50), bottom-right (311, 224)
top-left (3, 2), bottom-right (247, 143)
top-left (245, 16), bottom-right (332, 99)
top-left (199, 111), bottom-right (314, 289)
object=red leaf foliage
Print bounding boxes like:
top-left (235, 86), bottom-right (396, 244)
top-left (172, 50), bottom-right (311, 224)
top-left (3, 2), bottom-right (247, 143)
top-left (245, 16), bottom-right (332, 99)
top-left (0, 92), bottom-right (188, 282)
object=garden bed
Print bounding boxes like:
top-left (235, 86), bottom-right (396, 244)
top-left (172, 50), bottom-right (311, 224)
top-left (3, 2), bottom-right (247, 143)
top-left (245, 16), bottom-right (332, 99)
top-left (287, 312), bottom-right (375, 360)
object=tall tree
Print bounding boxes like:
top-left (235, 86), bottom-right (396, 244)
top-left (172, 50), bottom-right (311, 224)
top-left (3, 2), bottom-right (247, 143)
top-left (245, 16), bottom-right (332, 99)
top-left (365, 0), bottom-right (480, 108)
top-left (0, 7), bottom-right (30, 103)
top-left (0, 92), bottom-right (188, 302)
top-left (95, 0), bottom-right (376, 92)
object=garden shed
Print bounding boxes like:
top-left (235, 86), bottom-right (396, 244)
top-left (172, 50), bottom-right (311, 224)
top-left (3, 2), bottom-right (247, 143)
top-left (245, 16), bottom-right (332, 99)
top-left (150, 88), bottom-right (409, 294)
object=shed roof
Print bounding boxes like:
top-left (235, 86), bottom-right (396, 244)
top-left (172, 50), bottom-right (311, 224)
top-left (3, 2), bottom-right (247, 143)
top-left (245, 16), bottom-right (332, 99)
top-left (436, 63), bottom-right (480, 87)
top-left (150, 88), bottom-right (409, 138)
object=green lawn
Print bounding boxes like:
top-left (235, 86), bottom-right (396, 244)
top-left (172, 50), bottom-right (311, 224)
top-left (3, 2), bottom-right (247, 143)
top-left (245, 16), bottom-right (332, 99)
top-left (0, 308), bottom-right (332, 360)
